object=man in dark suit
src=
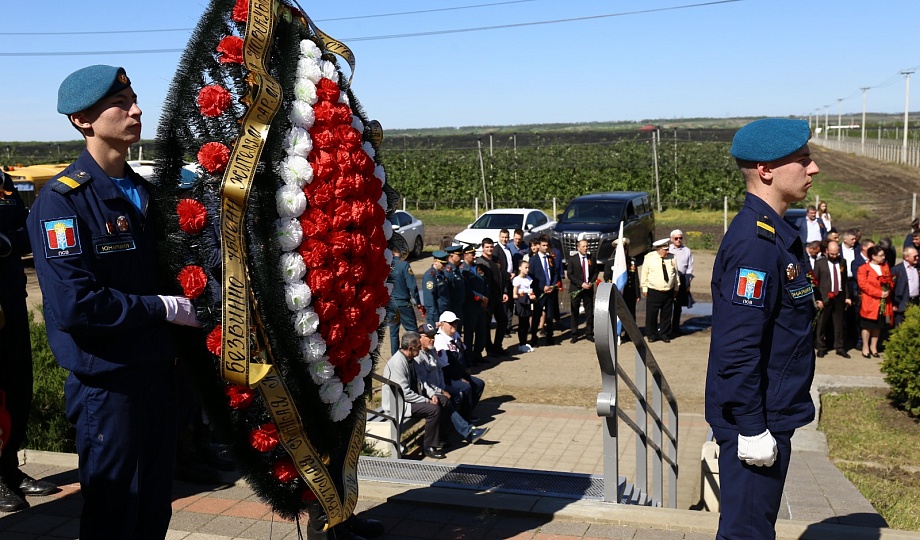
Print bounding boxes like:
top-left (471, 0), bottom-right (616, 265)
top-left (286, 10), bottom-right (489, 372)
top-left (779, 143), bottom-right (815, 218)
top-left (891, 246), bottom-right (920, 327)
top-left (567, 239), bottom-right (597, 342)
top-left (477, 238), bottom-right (509, 356)
top-left (798, 205), bottom-right (826, 244)
top-left (528, 235), bottom-right (561, 346)
top-left (813, 241), bottom-right (851, 358)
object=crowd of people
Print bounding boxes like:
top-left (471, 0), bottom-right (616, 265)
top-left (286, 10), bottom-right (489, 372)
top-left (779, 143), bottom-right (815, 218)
top-left (800, 205), bottom-right (918, 358)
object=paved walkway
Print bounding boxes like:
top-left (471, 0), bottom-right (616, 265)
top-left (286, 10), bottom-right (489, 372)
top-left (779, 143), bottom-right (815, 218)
top-left (3, 374), bottom-right (919, 540)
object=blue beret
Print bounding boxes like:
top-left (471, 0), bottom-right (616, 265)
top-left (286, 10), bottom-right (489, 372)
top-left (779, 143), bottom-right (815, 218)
top-left (433, 250), bottom-right (448, 262)
top-left (444, 245), bottom-right (462, 255)
top-left (730, 118), bottom-right (811, 162)
top-left (57, 65), bottom-right (132, 115)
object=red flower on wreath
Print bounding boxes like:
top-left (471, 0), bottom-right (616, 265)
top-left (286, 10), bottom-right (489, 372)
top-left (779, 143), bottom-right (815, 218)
top-left (338, 360), bottom-right (360, 385)
top-left (231, 0), bottom-right (248, 22)
top-left (272, 458), bottom-right (298, 483)
top-left (197, 85), bottom-right (233, 117)
top-left (216, 36), bottom-right (244, 64)
top-left (249, 423), bottom-right (280, 453)
top-left (198, 142), bottom-right (230, 174)
top-left (177, 198), bottom-right (207, 234)
top-left (315, 78), bottom-right (340, 102)
top-left (177, 265), bottom-right (208, 299)
top-left (225, 384), bottom-right (255, 410)
top-left (206, 325), bottom-right (222, 356)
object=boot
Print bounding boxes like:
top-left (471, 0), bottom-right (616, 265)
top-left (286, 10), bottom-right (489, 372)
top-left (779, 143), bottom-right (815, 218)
top-left (0, 476), bottom-right (27, 513)
top-left (305, 501), bottom-right (367, 540)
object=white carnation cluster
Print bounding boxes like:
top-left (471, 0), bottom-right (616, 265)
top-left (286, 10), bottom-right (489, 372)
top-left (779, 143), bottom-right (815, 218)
top-left (271, 38), bottom-right (387, 421)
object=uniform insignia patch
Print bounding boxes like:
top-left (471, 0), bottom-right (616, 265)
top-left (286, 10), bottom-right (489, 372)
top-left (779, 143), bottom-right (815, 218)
top-left (42, 217), bottom-right (82, 258)
top-left (116, 216), bottom-right (130, 232)
top-left (426, 281), bottom-right (433, 290)
top-left (787, 284), bottom-right (814, 301)
top-left (105, 221), bottom-right (116, 234)
top-left (732, 267), bottom-right (767, 308)
top-left (785, 263), bottom-right (800, 281)
top-left (756, 215), bottom-right (776, 242)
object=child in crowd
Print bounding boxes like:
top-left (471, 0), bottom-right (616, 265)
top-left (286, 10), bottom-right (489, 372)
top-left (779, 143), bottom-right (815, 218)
top-left (512, 260), bottom-right (537, 353)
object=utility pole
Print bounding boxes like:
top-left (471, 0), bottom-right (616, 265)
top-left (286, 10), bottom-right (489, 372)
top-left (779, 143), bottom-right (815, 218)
top-left (815, 108), bottom-right (821, 134)
top-left (902, 70), bottom-right (914, 164)
top-left (824, 105), bottom-right (829, 140)
top-left (861, 87), bottom-right (869, 155)
top-left (837, 98), bottom-right (843, 141)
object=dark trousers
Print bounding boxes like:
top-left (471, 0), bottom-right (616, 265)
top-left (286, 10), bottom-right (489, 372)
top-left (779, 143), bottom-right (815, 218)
top-left (893, 296), bottom-right (920, 327)
top-left (489, 298), bottom-right (508, 353)
top-left (65, 370), bottom-right (178, 540)
top-left (463, 305), bottom-right (488, 363)
top-left (409, 400), bottom-right (441, 448)
top-left (570, 288), bottom-right (595, 337)
top-left (0, 295), bottom-right (32, 476)
top-left (387, 300), bottom-right (418, 354)
top-left (445, 375), bottom-right (485, 419)
top-left (531, 291), bottom-right (558, 343)
top-left (645, 289), bottom-right (673, 340)
top-left (716, 430), bottom-right (793, 540)
top-left (816, 295), bottom-right (846, 352)
top-left (516, 303), bottom-right (532, 346)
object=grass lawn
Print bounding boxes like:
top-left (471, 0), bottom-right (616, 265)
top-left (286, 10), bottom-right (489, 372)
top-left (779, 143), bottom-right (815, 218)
top-left (820, 388), bottom-right (920, 531)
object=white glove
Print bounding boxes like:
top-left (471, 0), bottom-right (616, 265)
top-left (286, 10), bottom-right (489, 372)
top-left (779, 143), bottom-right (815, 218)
top-left (737, 430), bottom-right (777, 467)
top-left (159, 296), bottom-right (202, 327)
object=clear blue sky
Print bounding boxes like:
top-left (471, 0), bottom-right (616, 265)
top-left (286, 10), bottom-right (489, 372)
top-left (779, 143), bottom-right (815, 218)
top-left (2, 0), bottom-right (919, 142)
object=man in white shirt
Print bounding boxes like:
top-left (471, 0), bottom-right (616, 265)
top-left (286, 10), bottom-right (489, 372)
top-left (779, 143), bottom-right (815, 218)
top-left (798, 205), bottom-right (826, 243)
top-left (840, 230), bottom-right (857, 269)
top-left (497, 229), bottom-right (515, 336)
top-left (805, 241), bottom-right (821, 269)
top-left (668, 229), bottom-right (694, 337)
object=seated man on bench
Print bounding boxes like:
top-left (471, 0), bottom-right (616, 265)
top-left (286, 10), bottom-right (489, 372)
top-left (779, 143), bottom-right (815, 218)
top-left (383, 332), bottom-right (445, 459)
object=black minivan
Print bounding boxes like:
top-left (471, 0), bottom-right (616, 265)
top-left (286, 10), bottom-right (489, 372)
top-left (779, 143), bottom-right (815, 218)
top-left (550, 191), bottom-right (656, 263)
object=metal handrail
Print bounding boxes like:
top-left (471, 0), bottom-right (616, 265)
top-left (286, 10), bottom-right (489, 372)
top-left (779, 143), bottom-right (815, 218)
top-left (366, 372), bottom-right (410, 458)
top-left (594, 282), bottom-right (679, 507)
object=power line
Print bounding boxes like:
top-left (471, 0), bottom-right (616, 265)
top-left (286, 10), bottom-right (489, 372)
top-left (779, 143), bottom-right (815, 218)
top-left (0, 0), bottom-right (542, 36)
top-left (0, 0), bottom-right (744, 56)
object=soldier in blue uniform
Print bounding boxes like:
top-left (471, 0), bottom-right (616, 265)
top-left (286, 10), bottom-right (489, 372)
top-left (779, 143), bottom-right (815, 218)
top-left (386, 245), bottom-right (422, 354)
top-left (443, 245), bottom-right (466, 326)
top-left (459, 244), bottom-right (489, 365)
top-left (0, 171), bottom-right (58, 512)
top-left (27, 65), bottom-right (201, 539)
top-left (422, 250), bottom-right (450, 326)
top-left (706, 118), bottom-right (820, 540)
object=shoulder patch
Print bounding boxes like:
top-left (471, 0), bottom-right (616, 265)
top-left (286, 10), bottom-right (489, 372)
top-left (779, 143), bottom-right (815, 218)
top-left (408, 266), bottom-right (414, 275)
top-left (732, 267), bottom-right (767, 308)
top-left (50, 171), bottom-right (92, 195)
top-left (41, 217), bottom-right (82, 258)
top-left (426, 281), bottom-right (434, 290)
top-left (756, 215), bottom-right (775, 242)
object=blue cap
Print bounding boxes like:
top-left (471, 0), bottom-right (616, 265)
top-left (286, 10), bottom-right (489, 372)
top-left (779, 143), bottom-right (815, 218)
top-left (444, 245), bottom-right (462, 255)
top-left (730, 118), bottom-right (811, 162)
top-left (433, 250), bottom-right (448, 263)
top-left (57, 65), bottom-right (132, 115)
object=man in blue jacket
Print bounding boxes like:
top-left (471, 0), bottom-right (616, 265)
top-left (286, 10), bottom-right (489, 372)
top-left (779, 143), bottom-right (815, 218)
top-left (386, 245), bottom-right (422, 354)
top-left (27, 65), bottom-right (200, 539)
top-left (706, 118), bottom-right (820, 540)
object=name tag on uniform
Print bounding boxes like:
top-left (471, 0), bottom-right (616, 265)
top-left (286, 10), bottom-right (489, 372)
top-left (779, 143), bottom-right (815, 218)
top-left (787, 284), bottom-right (814, 301)
top-left (95, 238), bottom-right (136, 255)
top-left (41, 217), bottom-right (82, 258)
top-left (732, 267), bottom-right (767, 308)
top-left (0, 199), bottom-right (17, 206)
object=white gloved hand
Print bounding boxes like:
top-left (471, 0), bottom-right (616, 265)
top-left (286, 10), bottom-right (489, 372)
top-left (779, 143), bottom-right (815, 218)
top-left (159, 295), bottom-right (202, 327)
top-left (737, 430), bottom-right (777, 467)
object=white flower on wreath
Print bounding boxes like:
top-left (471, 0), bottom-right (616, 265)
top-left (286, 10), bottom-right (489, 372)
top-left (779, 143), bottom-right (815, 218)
top-left (358, 355), bottom-right (373, 378)
top-left (274, 218), bottom-right (303, 252)
top-left (296, 57), bottom-right (322, 84)
top-left (284, 282), bottom-right (312, 312)
top-left (293, 308), bottom-right (320, 336)
top-left (301, 334), bottom-right (327, 362)
top-left (308, 359), bottom-right (335, 384)
top-left (280, 251), bottom-right (307, 283)
top-left (329, 394), bottom-right (353, 423)
top-left (276, 184), bottom-right (307, 219)
top-left (346, 377), bottom-right (365, 401)
top-left (279, 155), bottom-right (313, 188)
top-left (319, 376), bottom-right (344, 404)
top-left (284, 126), bottom-right (313, 156)
top-left (290, 100), bottom-right (316, 130)
top-left (299, 39), bottom-right (322, 60)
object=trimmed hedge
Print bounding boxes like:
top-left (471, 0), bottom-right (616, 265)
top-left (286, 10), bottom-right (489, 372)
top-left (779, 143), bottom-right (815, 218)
top-left (881, 305), bottom-right (920, 416)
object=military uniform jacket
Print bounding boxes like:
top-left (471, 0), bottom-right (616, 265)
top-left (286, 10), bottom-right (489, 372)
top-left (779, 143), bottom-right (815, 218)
top-left (26, 151), bottom-right (174, 387)
top-left (459, 261), bottom-right (486, 305)
top-left (388, 259), bottom-right (420, 306)
top-left (0, 172), bottom-right (30, 306)
top-left (444, 262), bottom-right (465, 314)
top-left (705, 193), bottom-right (816, 438)
top-left (421, 265), bottom-right (449, 325)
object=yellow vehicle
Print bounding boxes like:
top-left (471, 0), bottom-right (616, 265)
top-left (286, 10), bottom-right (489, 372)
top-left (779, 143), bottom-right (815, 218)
top-left (4, 163), bottom-right (67, 210)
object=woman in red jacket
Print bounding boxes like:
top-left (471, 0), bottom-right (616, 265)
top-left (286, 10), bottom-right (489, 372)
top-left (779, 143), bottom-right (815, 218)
top-left (857, 245), bottom-right (893, 358)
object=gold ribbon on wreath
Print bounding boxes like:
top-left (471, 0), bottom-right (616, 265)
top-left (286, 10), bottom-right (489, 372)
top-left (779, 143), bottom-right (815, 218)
top-left (218, 0), bottom-right (362, 529)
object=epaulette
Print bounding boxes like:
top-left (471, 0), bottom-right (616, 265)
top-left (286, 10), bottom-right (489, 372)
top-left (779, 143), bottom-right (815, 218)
top-left (756, 214), bottom-right (776, 242)
top-left (51, 170), bottom-right (92, 195)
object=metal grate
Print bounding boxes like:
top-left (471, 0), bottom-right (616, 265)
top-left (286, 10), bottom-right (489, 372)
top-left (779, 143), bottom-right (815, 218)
top-left (559, 232), bottom-right (600, 257)
top-left (358, 457), bottom-right (616, 501)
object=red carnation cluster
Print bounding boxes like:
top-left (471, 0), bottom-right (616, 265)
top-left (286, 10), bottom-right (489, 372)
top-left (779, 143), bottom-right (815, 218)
top-left (249, 423), bottom-right (280, 452)
top-left (216, 36), bottom-right (244, 64)
top-left (177, 198), bottom-right (207, 234)
top-left (225, 384), bottom-right (255, 410)
top-left (231, 0), bottom-right (248, 22)
top-left (178, 265), bottom-right (208, 299)
top-left (197, 85), bottom-right (233, 117)
top-left (198, 142), bottom-right (231, 174)
top-left (272, 458), bottom-right (298, 483)
top-left (295, 77), bottom-right (389, 385)
top-left (206, 325), bottom-right (222, 356)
